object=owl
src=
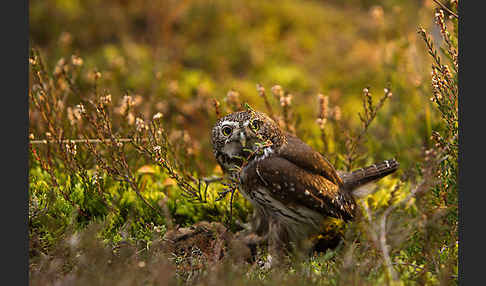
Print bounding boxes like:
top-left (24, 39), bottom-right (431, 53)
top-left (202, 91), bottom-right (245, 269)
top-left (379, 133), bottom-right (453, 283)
top-left (211, 109), bottom-right (398, 251)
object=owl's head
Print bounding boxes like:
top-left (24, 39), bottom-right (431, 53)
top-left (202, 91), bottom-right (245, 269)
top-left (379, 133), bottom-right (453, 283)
top-left (211, 110), bottom-right (285, 173)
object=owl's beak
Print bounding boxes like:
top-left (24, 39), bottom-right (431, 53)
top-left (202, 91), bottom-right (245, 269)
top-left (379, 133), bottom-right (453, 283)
top-left (239, 131), bottom-right (247, 147)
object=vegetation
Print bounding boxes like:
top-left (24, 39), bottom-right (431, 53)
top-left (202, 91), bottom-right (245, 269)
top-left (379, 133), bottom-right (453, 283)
top-left (29, 0), bottom-right (458, 285)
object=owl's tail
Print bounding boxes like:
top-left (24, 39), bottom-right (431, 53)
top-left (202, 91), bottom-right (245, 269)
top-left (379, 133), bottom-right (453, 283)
top-left (340, 159), bottom-right (399, 196)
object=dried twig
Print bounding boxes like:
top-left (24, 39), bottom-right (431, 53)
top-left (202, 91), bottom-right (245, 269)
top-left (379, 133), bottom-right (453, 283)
top-left (257, 84), bottom-right (275, 121)
top-left (432, 0), bottom-right (458, 19)
top-left (363, 151), bottom-right (443, 283)
top-left (343, 87), bottom-right (393, 171)
top-left (29, 138), bottom-right (135, 145)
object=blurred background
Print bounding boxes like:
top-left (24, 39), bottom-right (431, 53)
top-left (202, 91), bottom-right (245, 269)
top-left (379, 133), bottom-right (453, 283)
top-left (29, 1), bottom-right (459, 283)
top-left (30, 0), bottom-right (443, 172)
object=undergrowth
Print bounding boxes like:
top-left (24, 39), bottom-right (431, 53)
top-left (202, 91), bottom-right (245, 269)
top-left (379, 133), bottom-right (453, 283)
top-left (29, 1), bottom-right (458, 285)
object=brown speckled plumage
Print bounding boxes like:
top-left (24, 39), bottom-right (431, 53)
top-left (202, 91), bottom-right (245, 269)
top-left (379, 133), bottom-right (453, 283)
top-left (211, 110), bottom-right (398, 249)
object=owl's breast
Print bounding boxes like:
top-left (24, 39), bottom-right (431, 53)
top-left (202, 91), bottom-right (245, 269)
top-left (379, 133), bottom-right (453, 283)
top-left (239, 160), bottom-right (324, 231)
top-left (239, 159), bottom-right (270, 206)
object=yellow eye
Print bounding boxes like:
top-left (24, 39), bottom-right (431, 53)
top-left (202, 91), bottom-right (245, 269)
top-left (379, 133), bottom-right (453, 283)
top-left (222, 126), bottom-right (233, 136)
top-left (250, 119), bottom-right (261, 131)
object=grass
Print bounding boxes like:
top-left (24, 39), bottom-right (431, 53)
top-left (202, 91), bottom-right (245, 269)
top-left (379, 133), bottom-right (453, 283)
top-left (29, 0), bottom-right (458, 285)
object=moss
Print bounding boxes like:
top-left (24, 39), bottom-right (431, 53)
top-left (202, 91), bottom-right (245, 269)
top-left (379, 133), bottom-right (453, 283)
top-left (29, 0), bottom-right (457, 284)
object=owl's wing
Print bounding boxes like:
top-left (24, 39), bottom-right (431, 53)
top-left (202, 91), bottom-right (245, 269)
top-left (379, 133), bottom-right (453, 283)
top-left (279, 133), bottom-right (344, 187)
top-left (244, 156), bottom-right (356, 221)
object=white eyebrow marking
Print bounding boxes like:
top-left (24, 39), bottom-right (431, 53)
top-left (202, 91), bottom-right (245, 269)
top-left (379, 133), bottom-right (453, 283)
top-left (220, 120), bottom-right (239, 127)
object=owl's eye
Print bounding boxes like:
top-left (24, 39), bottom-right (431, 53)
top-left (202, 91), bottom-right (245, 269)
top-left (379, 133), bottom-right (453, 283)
top-left (222, 125), bottom-right (233, 136)
top-left (250, 119), bottom-right (262, 131)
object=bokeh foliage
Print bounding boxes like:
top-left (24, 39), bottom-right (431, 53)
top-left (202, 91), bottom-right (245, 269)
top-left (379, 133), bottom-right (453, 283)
top-left (29, 0), bottom-right (458, 285)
